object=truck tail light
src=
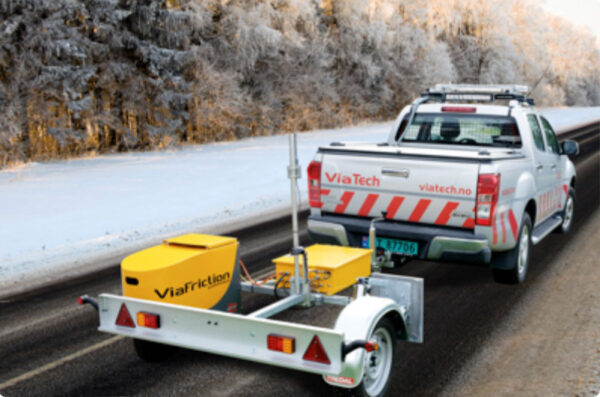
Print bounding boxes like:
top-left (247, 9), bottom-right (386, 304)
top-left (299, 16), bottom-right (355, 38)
top-left (303, 335), bottom-right (331, 365)
top-left (137, 312), bottom-right (160, 329)
top-left (307, 161), bottom-right (322, 208)
top-left (476, 174), bottom-right (500, 226)
top-left (115, 303), bottom-right (135, 328)
top-left (267, 334), bottom-right (295, 354)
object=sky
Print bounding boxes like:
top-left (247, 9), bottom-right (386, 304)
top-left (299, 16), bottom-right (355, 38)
top-left (542, 0), bottom-right (600, 44)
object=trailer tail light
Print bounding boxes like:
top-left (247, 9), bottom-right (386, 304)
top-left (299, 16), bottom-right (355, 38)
top-left (364, 341), bottom-right (379, 352)
top-left (115, 303), bottom-right (135, 328)
top-left (441, 106), bottom-right (476, 113)
top-left (267, 334), bottom-right (295, 354)
top-left (303, 335), bottom-right (331, 365)
top-left (307, 161), bottom-right (322, 208)
top-left (137, 312), bottom-right (160, 329)
top-left (476, 174), bottom-right (500, 226)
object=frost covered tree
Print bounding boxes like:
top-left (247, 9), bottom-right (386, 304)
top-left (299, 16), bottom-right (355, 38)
top-left (0, 0), bottom-right (598, 167)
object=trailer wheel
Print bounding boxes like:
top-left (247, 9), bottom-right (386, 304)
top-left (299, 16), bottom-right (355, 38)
top-left (353, 317), bottom-right (397, 397)
top-left (555, 188), bottom-right (575, 234)
top-left (492, 213), bottom-right (532, 284)
top-left (133, 339), bottom-right (174, 362)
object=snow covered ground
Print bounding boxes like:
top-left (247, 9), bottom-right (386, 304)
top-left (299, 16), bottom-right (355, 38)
top-left (538, 107), bottom-right (600, 132)
top-left (0, 107), bottom-right (598, 295)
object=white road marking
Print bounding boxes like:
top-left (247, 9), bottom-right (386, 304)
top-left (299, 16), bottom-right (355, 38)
top-left (0, 335), bottom-right (123, 390)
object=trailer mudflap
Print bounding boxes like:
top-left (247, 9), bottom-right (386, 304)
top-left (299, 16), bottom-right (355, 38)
top-left (369, 273), bottom-right (424, 343)
top-left (98, 293), bottom-right (344, 375)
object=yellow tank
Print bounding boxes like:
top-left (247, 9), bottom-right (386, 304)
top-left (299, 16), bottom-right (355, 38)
top-left (121, 233), bottom-right (240, 312)
top-left (273, 244), bottom-right (372, 296)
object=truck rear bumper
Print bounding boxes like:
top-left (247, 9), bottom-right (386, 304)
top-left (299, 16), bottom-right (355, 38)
top-left (308, 214), bottom-right (491, 265)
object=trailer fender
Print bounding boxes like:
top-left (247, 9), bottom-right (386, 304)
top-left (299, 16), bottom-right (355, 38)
top-left (322, 295), bottom-right (404, 388)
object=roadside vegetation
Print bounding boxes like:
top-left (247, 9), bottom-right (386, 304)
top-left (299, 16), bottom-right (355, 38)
top-left (1, 0), bottom-right (599, 167)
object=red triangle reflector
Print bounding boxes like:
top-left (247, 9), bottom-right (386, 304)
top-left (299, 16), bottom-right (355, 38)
top-left (115, 303), bottom-right (135, 328)
top-left (303, 335), bottom-right (331, 365)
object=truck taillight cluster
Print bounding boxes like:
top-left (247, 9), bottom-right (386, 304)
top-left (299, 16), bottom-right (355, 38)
top-left (476, 174), bottom-right (500, 226)
top-left (307, 161), bottom-right (322, 208)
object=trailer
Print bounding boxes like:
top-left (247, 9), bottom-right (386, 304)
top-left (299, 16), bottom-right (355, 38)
top-left (79, 133), bottom-right (424, 397)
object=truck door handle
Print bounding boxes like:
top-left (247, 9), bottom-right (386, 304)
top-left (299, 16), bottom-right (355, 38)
top-left (382, 168), bottom-right (410, 178)
top-left (536, 164), bottom-right (543, 171)
top-left (551, 164), bottom-right (557, 170)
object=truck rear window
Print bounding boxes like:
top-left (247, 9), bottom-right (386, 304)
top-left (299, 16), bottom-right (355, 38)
top-left (398, 113), bottom-right (521, 148)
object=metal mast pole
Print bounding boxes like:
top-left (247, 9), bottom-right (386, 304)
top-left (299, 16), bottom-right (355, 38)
top-left (288, 133), bottom-right (301, 296)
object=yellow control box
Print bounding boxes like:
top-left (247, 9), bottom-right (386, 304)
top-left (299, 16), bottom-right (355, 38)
top-left (273, 244), bottom-right (372, 296)
top-left (121, 233), bottom-right (240, 312)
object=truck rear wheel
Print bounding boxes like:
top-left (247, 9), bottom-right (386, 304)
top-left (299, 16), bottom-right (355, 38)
top-left (491, 213), bottom-right (532, 284)
top-left (133, 339), bottom-right (174, 362)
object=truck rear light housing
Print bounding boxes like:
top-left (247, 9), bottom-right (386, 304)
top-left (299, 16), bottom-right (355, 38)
top-left (307, 161), bottom-right (322, 208)
top-left (476, 174), bottom-right (500, 226)
top-left (137, 312), bottom-right (160, 329)
top-left (267, 334), bottom-right (295, 354)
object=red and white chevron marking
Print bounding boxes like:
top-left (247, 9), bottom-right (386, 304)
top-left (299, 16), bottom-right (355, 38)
top-left (321, 190), bottom-right (476, 228)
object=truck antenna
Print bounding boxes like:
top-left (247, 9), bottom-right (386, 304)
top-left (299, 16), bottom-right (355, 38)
top-left (527, 66), bottom-right (551, 98)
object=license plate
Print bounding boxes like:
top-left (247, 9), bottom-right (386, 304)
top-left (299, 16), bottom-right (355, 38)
top-left (361, 236), bottom-right (418, 256)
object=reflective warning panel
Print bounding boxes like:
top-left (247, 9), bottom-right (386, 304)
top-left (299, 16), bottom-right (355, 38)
top-left (303, 335), bottom-right (330, 365)
top-left (115, 303), bottom-right (135, 328)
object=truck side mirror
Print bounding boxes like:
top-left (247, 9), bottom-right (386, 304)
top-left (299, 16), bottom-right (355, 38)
top-left (561, 140), bottom-right (579, 156)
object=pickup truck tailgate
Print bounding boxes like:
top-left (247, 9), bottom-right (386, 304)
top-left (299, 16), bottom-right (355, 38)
top-left (320, 152), bottom-right (479, 228)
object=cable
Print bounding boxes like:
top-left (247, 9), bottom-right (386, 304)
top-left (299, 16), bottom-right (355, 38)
top-left (273, 272), bottom-right (288, 299)
top-left (239, 259), bottom-right (277, 286)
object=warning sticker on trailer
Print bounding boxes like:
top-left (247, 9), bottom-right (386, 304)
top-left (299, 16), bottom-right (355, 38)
top-left (325, 375), bottom-right (355, 386)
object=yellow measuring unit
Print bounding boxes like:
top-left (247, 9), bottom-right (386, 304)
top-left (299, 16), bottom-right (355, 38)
top-left (121, 233), bottom-right (241, 311)
top-left (272, 244), bottom-right (372, 296)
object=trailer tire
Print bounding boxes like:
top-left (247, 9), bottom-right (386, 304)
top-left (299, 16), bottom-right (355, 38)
top-left (554, 188), bottom-right (575, 234)
top-left (491, 213), bottom-right (532, 284)
top-left (342, 317), bottom-right (397, 397)
top-left (133, 339), bottom-right (174, 362)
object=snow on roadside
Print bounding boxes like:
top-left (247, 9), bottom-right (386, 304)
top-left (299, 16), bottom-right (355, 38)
top-left (0, 107), bottom-right (598, 294)
top-left (0, 122), bottom-right (392, 292)
top-left (539, 107), bottom-right (600, 132)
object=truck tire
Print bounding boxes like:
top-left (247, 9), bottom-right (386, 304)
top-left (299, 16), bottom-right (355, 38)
top-left (133, 339), bottom-right (174, 362)
top-left (339, 317), bottom-right (397, 397)
top-left (555, 188), bottom-right (575, 234)
top-left (491, 213), bottom-right (532, 284)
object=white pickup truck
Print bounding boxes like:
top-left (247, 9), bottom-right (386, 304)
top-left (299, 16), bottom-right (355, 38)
top-left (307, 85), bottom-right (580, 284)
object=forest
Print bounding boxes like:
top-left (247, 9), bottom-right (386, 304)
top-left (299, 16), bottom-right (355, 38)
top-left (0, 0), bottom-right (599, 167)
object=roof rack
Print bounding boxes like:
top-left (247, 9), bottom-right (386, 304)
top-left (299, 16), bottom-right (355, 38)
top-left (421, 84), bottom-right (535, 106)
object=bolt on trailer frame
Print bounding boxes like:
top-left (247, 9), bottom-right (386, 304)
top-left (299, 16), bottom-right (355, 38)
top-left (81, 133), bottom-right (424, 394)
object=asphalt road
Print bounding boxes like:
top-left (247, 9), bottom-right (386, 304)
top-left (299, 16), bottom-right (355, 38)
top-left (0, 123), bottom-right (598, 396)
